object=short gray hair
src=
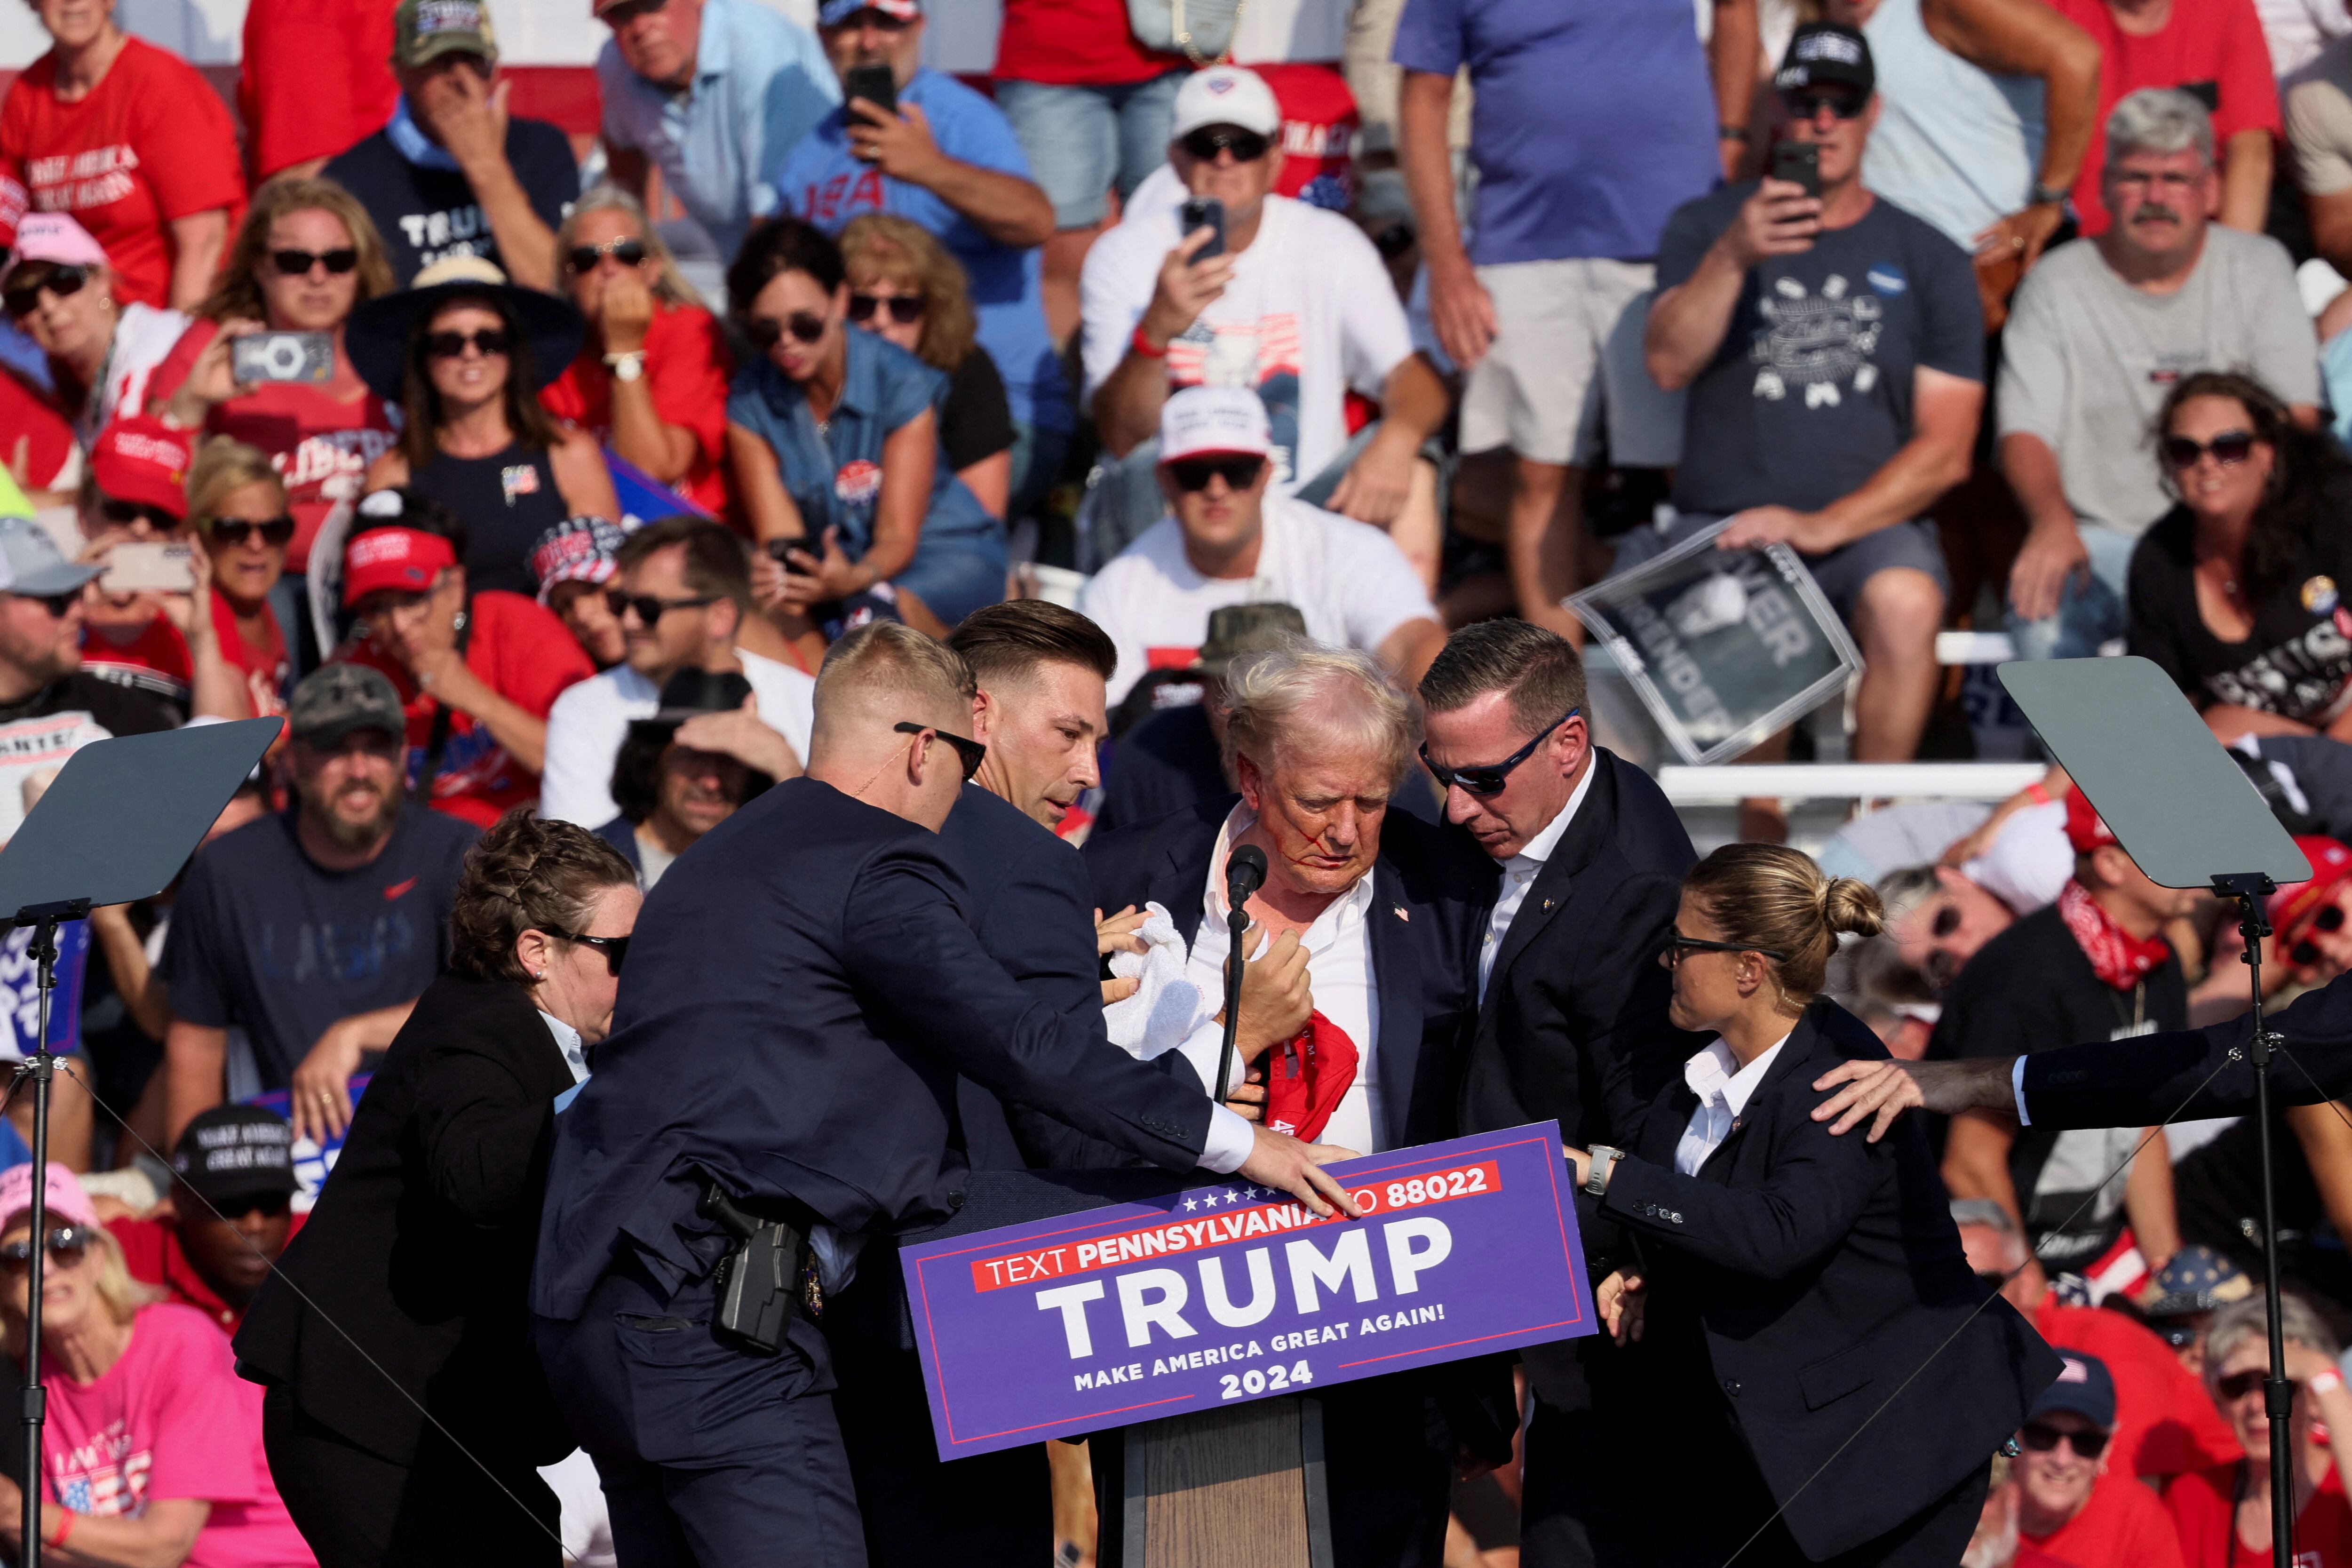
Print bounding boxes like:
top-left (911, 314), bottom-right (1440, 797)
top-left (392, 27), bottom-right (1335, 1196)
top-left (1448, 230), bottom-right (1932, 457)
top-left (1221, 641), bottom-right (1415, 787)
top-left (557, 184), bottom-right (700, 308)
top-left (2206, 1294), bottom-right (2339, 1382)
top-left (2106, 88), bottom-right (2214, 172)
top-left (1876, 865), bottom-right (1943, 932)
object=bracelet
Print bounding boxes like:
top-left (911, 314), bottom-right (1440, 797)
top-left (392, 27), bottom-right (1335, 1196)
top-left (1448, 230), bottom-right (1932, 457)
top-left (48, 1509), bottom-right (72, 1549)
top-left (1719, 124), bottom-right (1751, 144)
top-left (2025, 783), bottom-right (2051, 806)
top-left (2314, 1369), bottom-right (2344, 1397)
top-left (1129, 323), bottom-right (1168, 360)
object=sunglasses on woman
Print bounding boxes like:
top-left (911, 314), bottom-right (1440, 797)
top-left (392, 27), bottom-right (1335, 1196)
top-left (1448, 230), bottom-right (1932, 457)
top-left (1181, 127), bottom-right (1272, 163)
top-left (1167, 455), bottom-right (1265, 493)
top-left (894, 720), bottom-right (987, 781)
top-left (269, 247), bottom-right (359, 277)
top-left (209, 515), bottom-right (297, 548)
top-left (1663, 931), bottom-right (1788, 967)
top-left (0, 1226), bottom-right (89, 1272)
top-left (2017, 1421), bottom-right (2110, 1459)
top-left (1420, 709), bottom-right (1581, 796)
top-left (2292, 903), bottom-right (2348, 967)
top-left (848, 293), bottom-right (925, 324)
top-left (425, 327), bottom-right (513, 359)
top-left (1, 263), bottom-right (88, 318)
top-left (2161, 430), bottom-right (2256, 469)
top-left (545, 928), bottom-right (631, 977)
top-left (2217, 1369), bottom-right (2298, 1402)
top-left (99, 498), bottom-right (180, 533)
top-left (745, 311), bottom-right (829, 350)
top-left (567, 239), bottom-right (649, 272)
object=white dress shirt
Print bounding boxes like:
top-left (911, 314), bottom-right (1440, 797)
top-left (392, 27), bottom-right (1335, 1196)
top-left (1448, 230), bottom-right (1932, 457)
top-left (1478, 760), bottom-right (1599, 999)
top-left (1176, 805), bottom-right (1386, 1154)
top-left (1674, 1034), bottom-right (1792, 1177)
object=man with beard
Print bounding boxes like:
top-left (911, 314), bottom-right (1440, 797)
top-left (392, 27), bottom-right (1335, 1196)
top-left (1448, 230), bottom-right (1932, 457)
top-left (161, 664), bottom-right (478, 1147)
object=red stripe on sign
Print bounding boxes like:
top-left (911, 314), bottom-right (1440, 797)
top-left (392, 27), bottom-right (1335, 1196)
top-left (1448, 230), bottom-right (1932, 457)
top-left (965, 1160), bottom-right (1503, 1293)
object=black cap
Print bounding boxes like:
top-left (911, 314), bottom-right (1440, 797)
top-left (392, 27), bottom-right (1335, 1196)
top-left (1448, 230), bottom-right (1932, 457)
top-left (172, 1105), bottom-right (298, 1208)
top-left (1776, 23), bottom-right (1874, 98)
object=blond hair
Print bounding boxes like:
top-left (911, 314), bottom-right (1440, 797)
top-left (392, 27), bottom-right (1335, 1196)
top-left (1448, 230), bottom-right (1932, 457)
top-left (558, 185), bottom-right (700, 310)
top-left (196, 176), bottom-right (397, 325)
top-left (0, 1225), bottom-right (163, 1357)
top-left (812, 622), bottom-right (977, 749)
top-left (1221, 641), bottom-right (1415, 788)
top-left (185, 437), bottom-right (287, 537)
top-left (1685, 844), bottom-right (1884, 1007)
top-left (839, 213), bottom-right (979, 372)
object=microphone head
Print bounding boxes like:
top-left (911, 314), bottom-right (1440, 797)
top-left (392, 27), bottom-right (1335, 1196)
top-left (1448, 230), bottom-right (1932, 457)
top-left (1226, 844), bottom-right (1269, 901)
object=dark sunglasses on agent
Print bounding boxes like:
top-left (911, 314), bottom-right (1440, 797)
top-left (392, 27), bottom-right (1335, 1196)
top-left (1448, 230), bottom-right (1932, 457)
top-left (0, 1226), bottom-right (90, 1272)
top-left (208, 515), bottom-right (298, 549)
top-left (2017, 1421), bottom-right (2110, 1460)
top-left (1420, 708), bottom-right (1580, 796)
top-left (1663, 929), bottom-right (1789, 968)
top-left (425, 327), bottom-right (513, 359)
top-left (1, 263), bottom-right (89, 318)
top-left (745, 311), bottom-right (828, 350)
top-left (894, 720), bottom-right (987, 781)
top-left (2161, 430), bottom-right (2256, 470)
top-left (270, 247), bottom-right (359, 277)
top-left (544, 927), bottom-right (631, 977)
top-left (605, 589), bottom-right (719, 625)
top-left (1182, 127), bottom-right (1272, 163)
top-left (848, 292), bottom-right (925, 325)
top-left (567, 239), bottom-right (650, 272)
top-left (1168, 455), bottom-right (1265, 493)
top-left (2292, 903), bottom-right (2348, 967)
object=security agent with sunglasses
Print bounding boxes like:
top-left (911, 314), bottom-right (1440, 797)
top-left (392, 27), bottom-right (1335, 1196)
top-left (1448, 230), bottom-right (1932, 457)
top-left (1417, 619), bottom-right (1703, 1568)
top-left (1565, 844), bottom-right (2058, 1568)
top-left (534, 622), bottom-right (1359, 1565)
top-left (236, 811), bottom-right (642, 1568)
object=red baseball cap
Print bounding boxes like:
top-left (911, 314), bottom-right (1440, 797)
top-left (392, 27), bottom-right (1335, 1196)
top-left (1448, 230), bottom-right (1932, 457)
top-left (89, 417), bottom-right (192, 520)
top-left (343, 525), bottom-right (457, 606)
top-left (2063, 786), bottom-right (2119, 854)
top-left (2268, 836), bottom-right (2352, 949)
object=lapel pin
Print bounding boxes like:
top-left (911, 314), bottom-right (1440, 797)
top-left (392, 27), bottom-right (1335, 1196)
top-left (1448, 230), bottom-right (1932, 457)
top-left (1393, 905), bottom-right (1409, 922)
top-left (1541, 897), bottom-right (1555, 911)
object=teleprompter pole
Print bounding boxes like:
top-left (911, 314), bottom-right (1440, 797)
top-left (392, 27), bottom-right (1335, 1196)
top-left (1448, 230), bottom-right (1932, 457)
top-left (2215, 872), bottom-right (2291, 1568)
top-left (15, 898), bottom-right (88, 1568)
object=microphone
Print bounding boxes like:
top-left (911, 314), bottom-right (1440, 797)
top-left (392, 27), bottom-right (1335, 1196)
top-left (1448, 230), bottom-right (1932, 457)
top-left (1217, 846), bottom-right (1269, 1105)
top-left (1225, 845), bottom-right (1269, 913)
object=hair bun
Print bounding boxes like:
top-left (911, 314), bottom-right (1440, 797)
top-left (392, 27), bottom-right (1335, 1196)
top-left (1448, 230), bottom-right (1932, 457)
top-left (1821, 876), bottom-right (1886, 939)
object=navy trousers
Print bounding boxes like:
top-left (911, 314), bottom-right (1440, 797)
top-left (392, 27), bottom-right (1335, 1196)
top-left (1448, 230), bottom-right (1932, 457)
top-left (531, 1261), bottom-right (866, 1568)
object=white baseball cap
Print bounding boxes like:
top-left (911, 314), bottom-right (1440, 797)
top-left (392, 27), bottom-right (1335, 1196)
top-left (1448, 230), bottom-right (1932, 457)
top-left (1159, 385), bottom-right (1272, 463)
top-left (1170, 66), bottom-right (1282, 142)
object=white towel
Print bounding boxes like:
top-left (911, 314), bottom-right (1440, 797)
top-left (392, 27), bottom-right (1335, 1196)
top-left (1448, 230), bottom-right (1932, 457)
top-left (1102, 901), bottom-right (1209, 1059)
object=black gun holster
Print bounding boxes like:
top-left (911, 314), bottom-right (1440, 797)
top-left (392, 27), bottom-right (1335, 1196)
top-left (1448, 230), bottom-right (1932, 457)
top-left (699, 1184), bottom-right (813, 1355)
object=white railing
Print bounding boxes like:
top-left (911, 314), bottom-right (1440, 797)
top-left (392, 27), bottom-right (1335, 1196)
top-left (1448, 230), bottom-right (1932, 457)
top-left (1657, 763), bottom-right (2046, 804)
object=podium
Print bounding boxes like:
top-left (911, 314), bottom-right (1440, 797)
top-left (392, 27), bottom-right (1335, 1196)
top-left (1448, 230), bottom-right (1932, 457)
top-left (1104, 1398), bottom-right (1332, 1568)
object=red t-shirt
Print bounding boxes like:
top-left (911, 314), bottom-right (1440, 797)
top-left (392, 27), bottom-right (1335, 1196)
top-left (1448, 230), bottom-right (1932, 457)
top-left (540, 302), bottom-right (735, 520)
top-left (2051, 0), bottom-right (2281, 235)
top-left (237, 0), bottom-right (397, 181)
top-left (994, 0), bottom-right (1187, 86)
top-left (0, 365), bottom-right (78, 491)
top-left (74, 592), bottom-right (284, 719)
top-left (2169, 1461), bottom-right (2352, 1568)
top-left (107, 1211), bottom-right (306, 1338)
top-left (2036, 1297), bottom-right (2244, 1481)
top-left (212, 589), bottom-right (288, 720)
top-left (2027, 1471), bottom-right (2189, 1568)
top-left (0, 38), bottom-right (246, 309)
top-left (148, 319), bottom-right (400, 574)
top-left (336, 589), bottom-right (595, 829)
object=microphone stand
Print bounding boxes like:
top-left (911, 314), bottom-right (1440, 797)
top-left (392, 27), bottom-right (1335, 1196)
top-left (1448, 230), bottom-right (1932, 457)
top-left (2214, 871), bottom-right (2290, 1568)
top-left (15, 898), bottom-right (87, 1568)
top-left (1217, 899), bottom-right (1249, 1111)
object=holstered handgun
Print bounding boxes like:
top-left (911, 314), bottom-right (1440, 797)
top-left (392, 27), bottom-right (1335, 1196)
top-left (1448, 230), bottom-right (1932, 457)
top-left (700, 1184), bottom-right (807, 1355)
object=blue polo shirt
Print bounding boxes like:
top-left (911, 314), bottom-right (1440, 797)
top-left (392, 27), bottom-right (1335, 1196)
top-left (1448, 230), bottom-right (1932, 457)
top-left (771, 67), bottom-right (1072, 435)
top-left (596, 0), bottom-right (839, 264)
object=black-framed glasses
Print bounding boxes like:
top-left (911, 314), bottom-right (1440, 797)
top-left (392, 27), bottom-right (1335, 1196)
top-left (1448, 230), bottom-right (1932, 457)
top-left (567, 238), bottom-right (649, 272)
top-left (1181, 127), bottom-right (1272, 163)
top-left (1, 263), bottom-right (88, 318)
top-left (269, 247), bottom-right (359, 277)
top-left (1662, 930), bottom-right (1788, 968)
top-left (895, 720), bottom-right (986, 781)
top-left (425, 327), bottom-right (513, 359)
top-left (543, 927), bottom-right (631, 977)
top-left (745, 311), bottom-right (828, 350)
top-left (8, 591), bottom-right (79, 619)
top-left (1167, 455), bottom-right (1265, 493)
top-left (99, 498), bottom-right (180, 533)
top-left (2161, 430), bottom-right (2256, 470)
top-left (1420, 708), bottom-right (1579, 796)
top-left (208, 515), bottom-right (297, 548)
top-left (2291, 903), bottom-right (2347, 966)
top-left (1781, 88), bottom-right (1868, 121)
top-left (848, 292), bottom-right (925, 324)
top-left (0, 1226), bottom-right (89, 1272)
top-left (605, 590), bottom-right (718, 625)
top-left (2017, 1421), bottom-right (2110, 1459)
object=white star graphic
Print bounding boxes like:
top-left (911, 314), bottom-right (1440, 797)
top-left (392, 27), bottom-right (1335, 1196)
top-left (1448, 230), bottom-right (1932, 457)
top-left (1183, 1197), bottom-right (1197, 1212)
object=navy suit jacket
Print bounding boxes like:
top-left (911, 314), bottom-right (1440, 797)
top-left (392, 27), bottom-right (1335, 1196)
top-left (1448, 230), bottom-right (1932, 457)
top-left (1082, 796), bottom-right (1497, 1151)
top-left (532, 777), bottom-right (1217, 1321)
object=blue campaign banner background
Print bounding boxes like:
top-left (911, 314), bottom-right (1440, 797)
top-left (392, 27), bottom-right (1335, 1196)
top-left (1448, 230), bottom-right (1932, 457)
top-left (899, 1123), bottom-right (1592, 1460)
top-left (244, 1075), bottom-right (370, 1212)
top-left (0, 919), bottom-right (88, 1059)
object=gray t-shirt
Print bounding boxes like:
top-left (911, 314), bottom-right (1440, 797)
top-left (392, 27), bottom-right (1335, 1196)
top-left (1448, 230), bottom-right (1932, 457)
top-left (1996, 228), bottom-right (2320, 539)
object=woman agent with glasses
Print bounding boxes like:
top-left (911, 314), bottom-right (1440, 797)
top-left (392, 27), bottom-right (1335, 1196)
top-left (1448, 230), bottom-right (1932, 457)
top-left (727, 216), bottom-right (1008, 649)
top-left (350, 256), bottom-right (620, 599)
top-left (1566, 843), bottom-right (2060, 1568)
top-left (236, 810), bottom-right (640, 1568)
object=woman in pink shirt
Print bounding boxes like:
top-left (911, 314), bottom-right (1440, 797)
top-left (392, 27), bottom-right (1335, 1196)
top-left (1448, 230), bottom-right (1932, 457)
top-left (0, 1162), bottom-right (312, 1567)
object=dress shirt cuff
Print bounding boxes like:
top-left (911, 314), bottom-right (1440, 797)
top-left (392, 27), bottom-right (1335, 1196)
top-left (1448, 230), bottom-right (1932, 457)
top-left (1177, 1020), bottom-right (1236, 1098)
top-left (2012, 1056), bottom-right (2032, 1126)
top-left (1200, 1105), bottom-right (1255, 1174)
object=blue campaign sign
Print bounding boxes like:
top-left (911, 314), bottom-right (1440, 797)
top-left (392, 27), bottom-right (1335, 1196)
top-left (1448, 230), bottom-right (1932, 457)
top-left (899, 1123), bottom-right (1593, 1460)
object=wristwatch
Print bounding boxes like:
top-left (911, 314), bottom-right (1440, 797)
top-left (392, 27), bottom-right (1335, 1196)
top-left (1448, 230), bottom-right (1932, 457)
top-left (2029, 180), bottom-right (2070, 208)
top-left (1585, 1145), bottom-right (1625, 1196)
top-left (604, 350), bottom-right (647, 382)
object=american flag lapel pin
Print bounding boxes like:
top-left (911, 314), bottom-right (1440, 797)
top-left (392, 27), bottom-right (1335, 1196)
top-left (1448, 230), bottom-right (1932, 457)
top-left (1393, 905), bottom-right (1409, 922)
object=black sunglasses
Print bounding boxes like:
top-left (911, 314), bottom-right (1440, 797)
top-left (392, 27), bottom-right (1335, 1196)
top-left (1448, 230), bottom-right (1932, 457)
top-left (0, 1226), bottom-right (89, 1272)
top-left (544, 927), bottom-right (631, 977)
top-left (2018, 1421), bottom-right (2110, 1459)
top-left (270, 247), bottom-right (359, 277)
top-left (1167, 454), bottom-right (1265, 493)
top-left (848, 293), bottom-right (925, 324)
top-left (2217, 1369), bottom-right (2296, 1401)
top-left (424, 327), bottom-right (513, 359)
top-left (1663, 930), bottom-right (1789, 967)
top-left (605, 590), bottom-right (718, 625)
top-left (208, 515), bottom-right (297, 548)
top-left (745, 311), bottom-right (828, 350)
top-left (567, 239), bottom-right (649, 272)
top-left (99, 498), bottom-right (180, 533)
top-left (2161, 430), bottom-right (2256, 470)
top-left (1182, 127), bottom-right (1272, 163)
top-left (895, 720), bottom-right (987, 781)
top-left (1, 263), bottom-right (88, 318)
top-left (8, 590), bottom-right (78, 619)
top-left (2291, 903), bottom-right (2347, 967)
top-left (1420, 708), bottom-right (1579, 796)
top-left (1781, 89), bottom-right (1868, 121)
